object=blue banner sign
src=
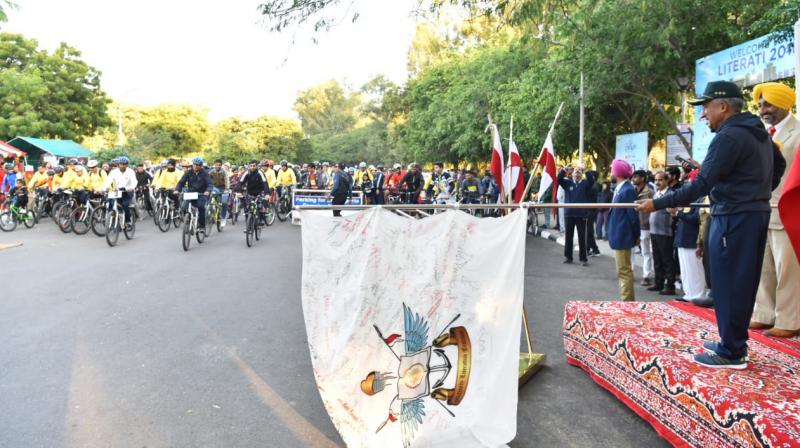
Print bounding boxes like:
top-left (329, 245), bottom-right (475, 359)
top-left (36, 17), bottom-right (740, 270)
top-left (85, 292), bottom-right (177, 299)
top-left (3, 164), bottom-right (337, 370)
top-left (615, 131), bottom-right (649, 170)
top-left (693, 32), bottom-right (795, 160)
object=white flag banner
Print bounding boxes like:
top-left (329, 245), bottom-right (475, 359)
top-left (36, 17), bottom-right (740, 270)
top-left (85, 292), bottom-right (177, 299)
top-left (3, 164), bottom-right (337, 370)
top-left (301, 208), bottom-right (526, 448)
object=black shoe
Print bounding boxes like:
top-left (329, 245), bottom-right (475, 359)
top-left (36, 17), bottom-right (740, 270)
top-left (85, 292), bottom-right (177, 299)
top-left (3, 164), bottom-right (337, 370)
top-left (691, 297), bottom-right (714, 308)
top-left (581, 261), bottom-right (589, 267)
top-left (563, 259), bottom-right (573, 264)
top-left (647, 285), bottom-right (663, 292)
top-left (660, 289), bottom-right (676, 296)
top-left (589, 251), bottom-right (600, 257)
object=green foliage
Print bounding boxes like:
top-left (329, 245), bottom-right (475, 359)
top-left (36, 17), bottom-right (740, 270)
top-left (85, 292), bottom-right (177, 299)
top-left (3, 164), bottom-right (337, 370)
top-left (0, 33), bottom-right (111, 141)
top-left (293, 79), bottom-right (361, 137)
top-left (92, 146), bottom-right (142, 165)
top-left (206, 115), bottom-right (304, 164)
top-left (129, 104), bottom-right (211, 158)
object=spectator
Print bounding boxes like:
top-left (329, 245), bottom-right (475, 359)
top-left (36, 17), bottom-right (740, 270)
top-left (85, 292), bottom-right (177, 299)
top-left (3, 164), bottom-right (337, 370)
top-left (648, 171), bottom-right (676, 295)
top-left (595, 182), bottom-right (613, 239)
top-left (607, 159), bottom-right (640, 301)
top-left (632, 170), bottom-right (654, 286)
top-left (373, 165), bottom-right (385, 205)
top-left (670, 171), bottom-right (707, 303)
top-left (557, 165), bottom-right (595, 266)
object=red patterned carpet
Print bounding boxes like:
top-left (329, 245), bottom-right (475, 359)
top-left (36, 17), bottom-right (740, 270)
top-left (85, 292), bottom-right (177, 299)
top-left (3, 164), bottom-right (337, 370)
top-left (563, 301), bottom-right (800, 448)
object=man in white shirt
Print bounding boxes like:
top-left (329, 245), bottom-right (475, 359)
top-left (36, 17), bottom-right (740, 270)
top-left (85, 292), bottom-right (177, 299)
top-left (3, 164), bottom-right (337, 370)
top-left (103, 156), bottom-right (138, 226)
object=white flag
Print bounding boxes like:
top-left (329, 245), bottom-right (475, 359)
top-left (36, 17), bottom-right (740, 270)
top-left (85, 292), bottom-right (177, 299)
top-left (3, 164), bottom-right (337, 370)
top-left (301, 208), bottom-right (526, 448)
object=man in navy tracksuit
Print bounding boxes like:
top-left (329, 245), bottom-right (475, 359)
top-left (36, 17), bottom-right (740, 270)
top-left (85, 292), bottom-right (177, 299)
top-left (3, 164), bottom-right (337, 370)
top-left (558, 166), bottom-right (596, 266)
top-left (638, 81), bottom-right (786, 369)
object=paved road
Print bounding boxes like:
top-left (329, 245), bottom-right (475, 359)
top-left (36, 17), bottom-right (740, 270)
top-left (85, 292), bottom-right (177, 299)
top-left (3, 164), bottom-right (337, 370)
top-left (0, 215), bottom-right (669, 448)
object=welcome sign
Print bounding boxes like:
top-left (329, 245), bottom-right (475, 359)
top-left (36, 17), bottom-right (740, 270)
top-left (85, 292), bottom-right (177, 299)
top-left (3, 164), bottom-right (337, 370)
top-left (693, 32), bottom-right (795, 160)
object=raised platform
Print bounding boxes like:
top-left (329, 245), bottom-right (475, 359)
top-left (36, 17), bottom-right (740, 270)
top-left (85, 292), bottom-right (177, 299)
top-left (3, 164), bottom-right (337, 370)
top-left (563, 301), bottom-right (800, 448)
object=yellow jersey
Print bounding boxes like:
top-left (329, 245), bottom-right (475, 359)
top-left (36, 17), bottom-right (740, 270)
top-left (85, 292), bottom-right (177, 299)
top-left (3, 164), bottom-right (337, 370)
top-left (276, 168), bottom-right (296, 187)
top-left (64, 173), bottom-right (88, 190)
top-left (86, 170), bottom-right (107, 192)
top-left (28, 171), bottom-right (49, 190)
top-left (153, 169), bottom-right (181, 190)
top-left (51, 173), bottom-right (64, 191)
top-left (60, 169), bottom-right (77, 190)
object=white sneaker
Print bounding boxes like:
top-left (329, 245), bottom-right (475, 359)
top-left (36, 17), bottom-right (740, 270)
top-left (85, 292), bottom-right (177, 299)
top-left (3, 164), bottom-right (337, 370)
top-left (221, 220), bottom-right (226, 228)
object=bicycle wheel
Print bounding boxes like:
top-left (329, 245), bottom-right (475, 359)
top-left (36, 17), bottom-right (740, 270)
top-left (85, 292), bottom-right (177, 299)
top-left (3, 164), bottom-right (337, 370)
top-left (105, 210), bottom-right (119, 247)
top-left (51, 201), bottom-right (63, 224)
top-left (264, 203), bottom-right (276, 226)
top-left (182, 216), bottom-right (192, 251)
top-left (124, 213), bottom-right (136, 240)
top-left (276, 198), bottom-right (289, 222)
top-left (245, 213), bottom-right (254, 247)
top-left (255, 214), bottom-right (263, 240)
top-left (22, 210), bottom-right (35, 229)
top-left (216, 205), bottom-right (223, 232)
top-left (231, 198), bottom-right (240, 225)
top-left (156, 205), bottom-right (171, 232)
top-left (205, 207), bottom-right (215, 236)
top-left (72, 206), bottom-right (91, 235)
top-left (35, 198), bottom-right (45, 224)
top-left (57, 205), bottom-right (73, 233)
top-left (90, 207), bottom-right (106, 237)
top-left (196, 213), bottom-right (206, 244)
top-left (0, 212), bottom-right (16, 232)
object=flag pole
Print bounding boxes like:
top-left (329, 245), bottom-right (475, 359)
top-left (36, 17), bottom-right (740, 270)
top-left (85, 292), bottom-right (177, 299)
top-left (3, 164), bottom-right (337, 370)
top-left (521, 102), bottom-right (564, 202)
top-left (507, 116), bottom-right (514, 205)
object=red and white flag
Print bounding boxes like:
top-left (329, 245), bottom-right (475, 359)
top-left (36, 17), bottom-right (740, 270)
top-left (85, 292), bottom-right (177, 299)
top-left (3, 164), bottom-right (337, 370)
top-left (383, 333), bottom-right (403, 347)
top-left (506, 137), bottom-right (526, 203)
top-left (535, 130), bottom-right (558, 211)
top-left (489, 123), bottom-right (505, 201)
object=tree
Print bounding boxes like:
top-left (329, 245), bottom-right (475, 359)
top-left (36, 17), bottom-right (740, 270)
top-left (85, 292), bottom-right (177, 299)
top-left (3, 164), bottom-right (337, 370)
top-left (293, 79), bottom-right (361, 137)
top-left (128, 104), bottom-right (211, 158)
top-left (0, 33), bottom-right (111, 141)
top-left (208, 115), bottom-right (304, 164)
top-left (0, 1), bottom-right (16, 24)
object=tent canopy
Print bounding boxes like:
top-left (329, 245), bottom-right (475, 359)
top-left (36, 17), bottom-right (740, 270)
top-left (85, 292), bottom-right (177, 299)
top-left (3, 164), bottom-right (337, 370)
top-left (8, 137), bottom-right (91, 159)
top-left (0, 140), bottom-right (26, 158)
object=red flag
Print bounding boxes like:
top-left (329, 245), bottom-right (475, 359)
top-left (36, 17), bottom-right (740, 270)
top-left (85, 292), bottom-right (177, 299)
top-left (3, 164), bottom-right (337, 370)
top-left (779, 149), bottom-right (800, 263)
top-left (489, 123), bottom-right (505, 201)
top-left (383, 333), bottom-right (403, 347)
top-left (507, 138), bottom-right (526, 203)
top-left (535, 131), bottom-right (558, 215)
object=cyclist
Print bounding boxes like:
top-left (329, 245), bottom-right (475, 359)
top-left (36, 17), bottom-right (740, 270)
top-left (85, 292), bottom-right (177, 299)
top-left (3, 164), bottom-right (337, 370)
top-left (153, 159), bottom-right (181, 208)
top-left (480, 171), bottom-right (499, 203)
top-left (353, 162), bottom-right (372, 189)
top-left (103, 156), bottom-right (138, 227)
top-left (399, 163), bottom-right (424, 204)
top-left (9, 178), bottom-right (28, 211)
top-left (1, 162), bottom-right (17, 194)
top-left (174, 157), bottom-right (213, 235)
top-left (64, 165), bottom-right (90, 205)
top-left (426, 162), bottom-right (455, 204)
top-left (305, 162), bottom-right (322, 190)
top-left (239, 159), bottom-right (269, 220)
top-left (27, 165), bottom-right (49, 191)
top-left (372, 165), bottom-right (385, 204)
top-left (209, 159), bottom-right (231, 228)
top-left (51, 166), bottom-right (65, 191)
top-left (134, 163), bottom-right (154, 213)
top-left (460, 170), bottom-right (482, 204)
top-left (86, 160), bottom-right (107, 201)
top-left (276, 160), bottom-right (297, 197)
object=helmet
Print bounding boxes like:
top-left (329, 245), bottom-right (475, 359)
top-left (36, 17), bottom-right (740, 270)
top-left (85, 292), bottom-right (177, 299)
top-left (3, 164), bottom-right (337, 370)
top-left (359, 162), bottom-right (367, 169)
top-left (280, 160), bottom-right (288, 166)
top-left (393, 163), bottom-right (402, 169)
top-left (68, 158), bottom-right (78, 165)
top-left (46, 169), bottom-right (55, 176)
top-left (322, 161), bottom-right (329, 166)
top-left (75, 165), bottom-right (84, 172)
top-left (118, 156), bottom-right (130, 165)
top-left (3, 162), bottom-right (12, 169)
top-left (368, 165), bottom-right (375, 170)
top-left (87, 160), bottom-right (98, 168)
top-left (377, 165), bottom-right (384, 170)
top-left (348, 167), bottom-right (355, 173)
top-left (192, 157), bottom-right (204, 165)
top-left (266, 159), bottom-right (274, 165)
top-left (54, 166), bottom-right (64, 173)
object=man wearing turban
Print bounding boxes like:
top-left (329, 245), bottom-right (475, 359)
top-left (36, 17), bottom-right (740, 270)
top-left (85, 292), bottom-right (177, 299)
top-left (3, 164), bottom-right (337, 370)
top-left (607, 159), bottom-right (640, 301)
top-left (750, 82), bottom-right (800, 338)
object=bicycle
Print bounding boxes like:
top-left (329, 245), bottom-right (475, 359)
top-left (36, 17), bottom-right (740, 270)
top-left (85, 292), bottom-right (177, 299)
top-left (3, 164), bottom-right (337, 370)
top-left (180, 191), bottom-right (206, 251)
top-left (32, 188), bottom-right (52, 223)
top-left (229, 192), bottom-right (242, 225)
top-left (155, 189), bottom-right (182, 232)
top-left (105, 189), bottom-right (135, 247)
top-left (208, 191), bottom-right (222, 233)
top-left (0, 200), bottom-right (35, 231)
top-left (55, 190), bottom-right (79, 233)
top-left (244, 194), bottom-right (265, 247)
top-left (135, 186), bottom-right (155, 219)
top-left (70, 194), bottom-right (103, 235)
top-left (276, 185), bottom-right (293, 222)
top-left (263, 190), bottom-right (277, 226)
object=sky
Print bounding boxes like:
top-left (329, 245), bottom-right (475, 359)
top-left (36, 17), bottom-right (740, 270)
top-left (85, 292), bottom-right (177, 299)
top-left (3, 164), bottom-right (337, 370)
top-left (3, 0), bottom-right (419, 122)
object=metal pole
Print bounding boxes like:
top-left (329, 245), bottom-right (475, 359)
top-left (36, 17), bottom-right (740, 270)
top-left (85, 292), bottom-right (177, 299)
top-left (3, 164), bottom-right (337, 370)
top-left (117, 105), bottom-right (124, 147)
top-left (579, 72), bottom-right (585, 162)
top-left (681, 90), bottom-right (687, 124)
top-left (295, 202), bottom-right (712, 211)
top-left (520, 102), bottom-right (564, 202)
top-left (507, 116), bottom-right (514, 205)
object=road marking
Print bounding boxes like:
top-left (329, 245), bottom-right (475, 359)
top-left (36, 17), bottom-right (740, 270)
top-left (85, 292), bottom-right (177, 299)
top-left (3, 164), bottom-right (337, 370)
top-left (190, 313), bottom-right (340, 448)
top-left (0, 242), bottom-right (22, 250)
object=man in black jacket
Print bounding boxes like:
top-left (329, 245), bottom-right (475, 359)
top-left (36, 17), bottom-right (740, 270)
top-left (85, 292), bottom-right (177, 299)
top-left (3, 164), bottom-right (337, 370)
top-left (558, 165), bottom-right (596, 266)
top-left (638, 81), bottom-right (786, 369)
top-left (176, 157), bottom-right (213, 233)
top-left (400, 164), bottom-right (424, 204)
